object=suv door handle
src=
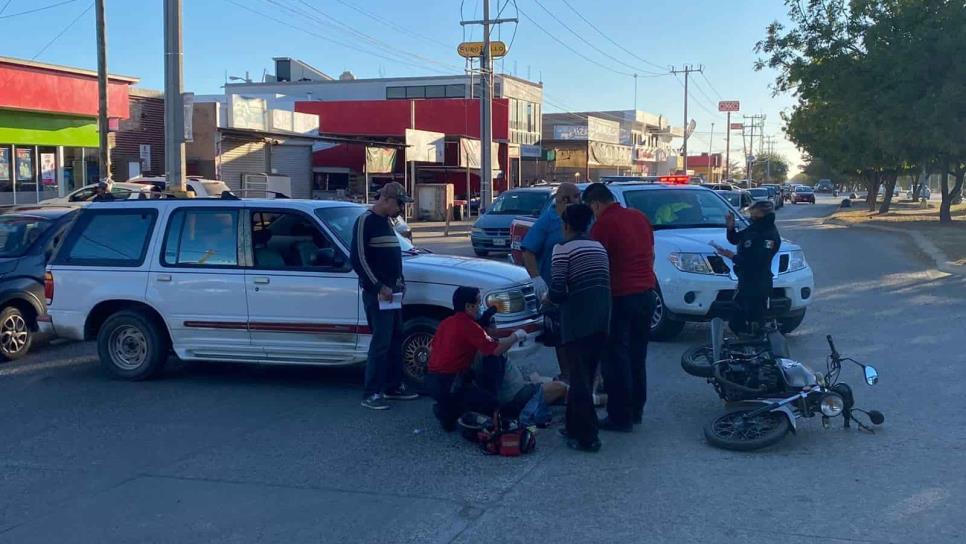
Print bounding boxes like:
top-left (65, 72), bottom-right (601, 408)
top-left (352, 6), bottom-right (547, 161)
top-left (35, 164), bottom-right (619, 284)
top-left (253, 277), bottom-right (270, 285)
top-left (157, 274), bottom-right (172, 282)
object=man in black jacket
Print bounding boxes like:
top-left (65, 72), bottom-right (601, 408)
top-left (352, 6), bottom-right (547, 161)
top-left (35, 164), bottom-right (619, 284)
top-left (351, 182), bottom-right (419, 410)
top-left (714, 200), bottom-right (781, 334)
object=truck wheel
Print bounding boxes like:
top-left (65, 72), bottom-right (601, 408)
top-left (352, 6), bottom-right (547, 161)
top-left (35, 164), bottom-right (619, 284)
top-left (650, 289), bottom-right (685, 341)
top-left (97, 310), bottom-right (169, 380)
top-left (778, 311), bottom-right (806, 334)
top-left (0, 306), bottom-right (33, 361)
top-left (401, 317), bottom-right (440, 390)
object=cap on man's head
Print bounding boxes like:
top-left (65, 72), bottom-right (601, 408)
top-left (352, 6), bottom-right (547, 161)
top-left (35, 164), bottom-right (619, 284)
top-left (379, 182), bottom-right (413, 204)
top-left (750, 200), bottom-right (775, 213)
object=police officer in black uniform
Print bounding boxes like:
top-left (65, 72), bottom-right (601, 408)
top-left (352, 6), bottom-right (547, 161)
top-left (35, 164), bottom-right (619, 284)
top-left (714, 200), bottom-right (781, 334)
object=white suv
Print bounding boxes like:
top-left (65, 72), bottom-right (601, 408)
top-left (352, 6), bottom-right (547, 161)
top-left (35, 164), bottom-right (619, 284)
top-left (41, 198), bottom-right (542, 382)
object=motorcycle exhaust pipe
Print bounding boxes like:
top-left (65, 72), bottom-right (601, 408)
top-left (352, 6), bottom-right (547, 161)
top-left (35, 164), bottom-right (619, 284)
top-left (711, 317), bottom-right (725, 364)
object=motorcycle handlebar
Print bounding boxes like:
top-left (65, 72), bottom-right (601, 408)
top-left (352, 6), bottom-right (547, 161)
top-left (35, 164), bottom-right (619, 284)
top-left (826, 335), bottom-right (839, 358)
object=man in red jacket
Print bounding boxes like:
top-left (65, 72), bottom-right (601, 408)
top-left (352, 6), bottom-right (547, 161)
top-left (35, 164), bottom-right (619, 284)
top-left (426, 286), bottom-right (527, 431)
top-left (583, 183), bottom-right (657, 432)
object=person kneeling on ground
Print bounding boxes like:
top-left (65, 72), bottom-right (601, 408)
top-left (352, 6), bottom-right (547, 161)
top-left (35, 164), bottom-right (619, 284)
top-left (426, 286), bottom-right (527, 431)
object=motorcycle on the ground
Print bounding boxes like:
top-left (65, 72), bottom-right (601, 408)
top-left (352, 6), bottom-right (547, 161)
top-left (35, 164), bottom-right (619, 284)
top-left (681, 319), bottom-right (884, 451)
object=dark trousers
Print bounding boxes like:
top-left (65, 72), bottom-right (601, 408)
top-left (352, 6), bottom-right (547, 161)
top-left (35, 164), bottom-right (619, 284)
top-left (362, 291), bottom-right (404, 397)
top-left (730, 292), bottom-right (769, 335)
top-left (559, 333), bottom-right (606, 446)
top-left (602, 291), bottom-right (656, 426)
top-left (426, 355), bottom-right (506, 430)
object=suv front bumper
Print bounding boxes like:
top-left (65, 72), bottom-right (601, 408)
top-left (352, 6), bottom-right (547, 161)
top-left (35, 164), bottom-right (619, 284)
top-left (471, 233), bottom-right (512, 253)
top-left (660, 266), bottom-right (814, 321)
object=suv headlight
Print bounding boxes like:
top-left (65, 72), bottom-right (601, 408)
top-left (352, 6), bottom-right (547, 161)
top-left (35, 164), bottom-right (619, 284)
top-left (787, 250), bottom-right (807, 272)
top-left (484, 289), bottom-right (526, 313)
top-left (471, 227), bottom-right (483, 235)
top-left (668, 252), bottom-right (713, 275)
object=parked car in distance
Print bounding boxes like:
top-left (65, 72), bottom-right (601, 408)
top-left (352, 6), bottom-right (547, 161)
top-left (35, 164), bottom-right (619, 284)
top-left (761, 184), bottom-right (785, 209)
top-left (716, 189), bottom-right (755, 215)
top-left (42, 198), bottom-right (543, 384)
top-left (471, 186), bottom-right (554, 256)
top-left (782, 184), bottom-right (795, 201)
top-left (815, 179), bottom-right (834, 193)
top-left (510, 182), bottom-right (814, 339)
top-left (128, 176), bottom-right (233, 198)
top-left (747, 187), bottom-right (772, 204)
top-left (702, 183), bottom-right (739, 191)
top-left (0, 206), bottom-right (79, 361)
top-left (792, 185), bottom-right (816, 204)
top-left (39, 182), bottom-right (151, 206)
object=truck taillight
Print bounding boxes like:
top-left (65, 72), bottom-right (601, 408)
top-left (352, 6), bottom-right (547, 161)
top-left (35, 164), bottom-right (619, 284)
top-left (44, 272), bottom-right (54, 305)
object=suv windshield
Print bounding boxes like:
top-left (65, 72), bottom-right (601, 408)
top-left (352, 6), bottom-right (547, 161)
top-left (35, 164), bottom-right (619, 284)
top-left (796, 187), bottom-right (813, 193)
top-left (487, 191), bottom-right (548, 216)
top-left (622, 189), bottom-right (735, 230)
top-left (315, 206), bottom-right (415, 251)
top-left (748, 188), bottom-right (769, 198)
top-left (0, 216), bottom-right (51, 257)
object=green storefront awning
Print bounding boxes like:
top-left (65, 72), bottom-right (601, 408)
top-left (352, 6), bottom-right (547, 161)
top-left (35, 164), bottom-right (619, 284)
top-left (0, 109), bottom-right (98, 147)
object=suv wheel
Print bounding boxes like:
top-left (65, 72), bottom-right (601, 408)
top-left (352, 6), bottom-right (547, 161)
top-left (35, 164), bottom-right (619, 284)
top-left (650, 289), bottom-right (685, 341)
top-left (0, 306), bottom-right (32, 361)
top-left (401, 317), bottom-right (440, 390)
top-left (97, 310), bottom-right (170, 380)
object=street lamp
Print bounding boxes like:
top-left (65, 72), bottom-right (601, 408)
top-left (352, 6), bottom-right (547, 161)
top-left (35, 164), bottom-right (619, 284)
top-left (574, 172), bottom-right (580, 182)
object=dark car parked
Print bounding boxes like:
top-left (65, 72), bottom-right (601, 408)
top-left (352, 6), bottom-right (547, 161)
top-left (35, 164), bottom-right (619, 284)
top-left (0, 206), bottom-right (79, 361)
top-left (471, 187), bottom-right (554, 256)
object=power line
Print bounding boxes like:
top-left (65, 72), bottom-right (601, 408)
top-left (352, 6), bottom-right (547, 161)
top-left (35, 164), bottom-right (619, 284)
top-left (689, 77), bottom-right (722, 115)
top-left (32, 1), bottom-right (93, 60)
top-left (0, 0), bottom-right (79, 19)
top-left (699, 71), bottom-right (725, 101)
top-left (332, 0), bottom-right (451, 49)
top-left (559, 0), bottom-right (668, 73)
top-left (225, 0), bottom-right (453, 76)
top-left (530, 0), bottom-right (666, 77)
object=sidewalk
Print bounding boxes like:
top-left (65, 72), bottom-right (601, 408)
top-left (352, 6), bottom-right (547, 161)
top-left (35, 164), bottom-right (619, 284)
top-left (410, 219), bottom-right (473, 238)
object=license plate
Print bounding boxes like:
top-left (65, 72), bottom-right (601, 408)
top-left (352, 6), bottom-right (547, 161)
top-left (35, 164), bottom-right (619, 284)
top-left (493, 238), bottom-right (507, 247)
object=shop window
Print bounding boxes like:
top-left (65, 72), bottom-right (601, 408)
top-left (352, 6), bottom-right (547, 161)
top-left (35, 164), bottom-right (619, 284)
top-left (386, 87), bottom-right (406, 99)
top-left (0, 146), bottom-right (11, 195)
top-left (445, 84), bottom-right (465, 98)
top-left (425, 85), bottom-right (446, 98)
top-left (15, 148), bottom-right (35, 198)
top-left (405, 86), bottom-right (425, 99)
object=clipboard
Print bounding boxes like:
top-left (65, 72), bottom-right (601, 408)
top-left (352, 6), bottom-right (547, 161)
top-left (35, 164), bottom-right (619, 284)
top-left (378, 292), bottom-right (403, 310)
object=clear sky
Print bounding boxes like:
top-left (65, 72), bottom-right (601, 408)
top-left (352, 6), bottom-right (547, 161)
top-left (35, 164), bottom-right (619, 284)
top-left (1, 0), bottom-right (802, 174)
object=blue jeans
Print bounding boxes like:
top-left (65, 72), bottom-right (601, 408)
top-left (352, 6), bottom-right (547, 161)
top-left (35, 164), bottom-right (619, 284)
top-left (362, 291), bottom-right (404, 396)
top-left (426, 355), bottom-right (505, 430)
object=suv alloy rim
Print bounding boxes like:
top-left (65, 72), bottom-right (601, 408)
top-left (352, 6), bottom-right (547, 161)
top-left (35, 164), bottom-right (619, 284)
top-left (109, 325), bottom-right (149, 370)
top-left (402, 332), bottom-right (432, 381)
top-left (651, 293), bottom-right (664, 330)
top-left (1, 313), bottom-right (28, 355)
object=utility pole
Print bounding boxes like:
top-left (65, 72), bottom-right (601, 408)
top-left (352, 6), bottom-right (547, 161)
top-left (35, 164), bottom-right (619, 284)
top-left (633, 73), bottom-right (638, 113)
top-left (164, 0), bottom-right (187, 192)
top-left (707, 122), bottom-right (714, 182)
top-left (95, 0), bottom-right (110, 181)
top-left (671, 65), bottom-right (703, 174)
top-left (460, 1), bottom-right (515, 210)
top-left (742, 114), bottom-right (765, 183)
top-left (724, 113), bottom-right (731, 180)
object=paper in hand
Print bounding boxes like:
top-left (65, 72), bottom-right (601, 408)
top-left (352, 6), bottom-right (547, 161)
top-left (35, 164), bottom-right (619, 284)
top-left (379, 292), bottom-right (403, 310)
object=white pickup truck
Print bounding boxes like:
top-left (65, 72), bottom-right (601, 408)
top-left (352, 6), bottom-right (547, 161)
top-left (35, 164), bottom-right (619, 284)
top-left (41, 199), bottom-right (542, 384)
top-left (509, 181), bottom-right (815, 340)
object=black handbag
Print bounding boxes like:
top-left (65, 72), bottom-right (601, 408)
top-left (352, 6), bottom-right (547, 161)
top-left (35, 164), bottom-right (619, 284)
top-left (538, 305), bottom-right (562, 347)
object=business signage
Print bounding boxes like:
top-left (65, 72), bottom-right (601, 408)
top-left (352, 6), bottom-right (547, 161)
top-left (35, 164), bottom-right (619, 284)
top-left (552, 117), bottom-right (620, 144)
top-left (405, 129), bottom-right (445, 163)
top-left (457, 41), bottom-right (507, 58)
top-left (730, 122), bottom-right (744, 130)
top-left (230, 95), bottom-right (268, 131)
top-left (520, 144), bottom-right (542, 158)
top-left (718, 100), bottom-right (740, 112)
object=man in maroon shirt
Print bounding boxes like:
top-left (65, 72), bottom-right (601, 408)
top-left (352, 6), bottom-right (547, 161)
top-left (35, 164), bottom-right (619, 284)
top-left (426, 286), bottom-right (527, 431)
top-left (583, 183), bottom-right (657, 432)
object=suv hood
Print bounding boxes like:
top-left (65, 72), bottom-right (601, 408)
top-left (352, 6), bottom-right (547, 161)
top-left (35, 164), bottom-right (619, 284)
top-left (403, 253), bottom-right (530, 288)
top-left (657, 229), bottom-right (802, 253)
top-left (472, 213), bottom-right (520, 229)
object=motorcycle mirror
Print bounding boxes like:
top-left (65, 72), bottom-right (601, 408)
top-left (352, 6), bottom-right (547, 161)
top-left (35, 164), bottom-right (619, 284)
top-left (864, 366), bottom-right (879, 386)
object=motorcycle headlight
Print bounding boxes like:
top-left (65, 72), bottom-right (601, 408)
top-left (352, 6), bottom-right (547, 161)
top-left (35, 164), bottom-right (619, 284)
top-left (820, 393), bottom-right (845, 417)
top-left (668, 253), bottom-right (713, 275)
top-left (786, 250), bottom-right (807, 272)
top-left (484, 289), bottom-right (526, 313)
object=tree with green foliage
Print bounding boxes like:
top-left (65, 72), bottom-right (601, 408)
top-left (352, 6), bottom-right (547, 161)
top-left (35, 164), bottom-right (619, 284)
top-left (750, 152), bottom-right (790, 183)
top-left (757, 0), bottom-right (966, 220)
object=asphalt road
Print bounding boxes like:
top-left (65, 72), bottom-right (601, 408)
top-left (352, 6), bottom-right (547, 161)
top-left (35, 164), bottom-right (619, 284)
top-left (1, 196), bottom-right (964, 543)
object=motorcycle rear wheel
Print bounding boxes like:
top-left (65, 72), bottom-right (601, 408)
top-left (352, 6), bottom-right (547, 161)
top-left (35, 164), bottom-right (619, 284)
top-left (704, 408), bottom-right (791, 451)
top-left (681, 344), bottom-right (715, 378)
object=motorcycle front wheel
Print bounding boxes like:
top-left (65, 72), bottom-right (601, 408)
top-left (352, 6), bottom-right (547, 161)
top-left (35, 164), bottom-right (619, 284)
top-left (681, 344), bottom-right (715, 378)
top-left (704, 408), bottom-right (790, 451)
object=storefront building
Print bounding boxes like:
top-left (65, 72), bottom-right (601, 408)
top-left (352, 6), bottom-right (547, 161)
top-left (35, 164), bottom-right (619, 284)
top-left (0, 56), bottom-right (136, 205)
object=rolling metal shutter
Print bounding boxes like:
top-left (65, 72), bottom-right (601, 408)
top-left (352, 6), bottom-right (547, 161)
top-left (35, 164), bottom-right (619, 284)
top-left (220, 140), bottom-right (267, 193)
top-left (269, 144), bottom-right (312, 199)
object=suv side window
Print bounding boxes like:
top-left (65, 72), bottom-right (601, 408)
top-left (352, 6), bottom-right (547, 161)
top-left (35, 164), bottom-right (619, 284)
top-left (250, 210), bottom-right (345, 270)
top-left (55, 209), bottom-right (157, 267)
top-left (162, 208), bottom-right (239, 267)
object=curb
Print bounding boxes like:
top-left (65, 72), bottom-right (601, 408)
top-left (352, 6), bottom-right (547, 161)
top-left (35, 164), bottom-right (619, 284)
top-left (824, 217), bottom-right (966, 277)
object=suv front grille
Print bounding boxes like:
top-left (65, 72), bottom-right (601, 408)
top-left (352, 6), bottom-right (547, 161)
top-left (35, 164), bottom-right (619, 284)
top-left (483, 228), bottom-right (510, 236)
top-left (778, 254), bottom-right (790, 273)
top-left (707, 255), bottom-right (731, 275)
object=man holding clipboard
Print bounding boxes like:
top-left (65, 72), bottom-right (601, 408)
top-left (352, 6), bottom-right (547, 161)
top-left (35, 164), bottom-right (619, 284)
top-left (351, 182), bottom-right (420, 410)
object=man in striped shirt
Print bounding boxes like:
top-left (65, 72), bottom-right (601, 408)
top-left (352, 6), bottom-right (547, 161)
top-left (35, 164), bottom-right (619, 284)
top-left (351, 182), bottom-right (419, 410)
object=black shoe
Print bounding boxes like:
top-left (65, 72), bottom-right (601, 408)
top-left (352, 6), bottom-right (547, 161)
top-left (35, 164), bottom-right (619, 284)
top-left (566, 437), bottom-right (601, 453)
top-left (599, 417), bottom-right (633, 433)
top-left (557, 427), bottom-right (569, 438)
top-left (384, 384), bottom-right (419, 400)
top-left (361, 394), bottom-right (390, 411)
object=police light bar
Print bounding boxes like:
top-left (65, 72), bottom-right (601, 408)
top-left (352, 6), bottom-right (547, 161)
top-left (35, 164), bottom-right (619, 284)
top-left (659, 175), bottom-right (690, 185)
